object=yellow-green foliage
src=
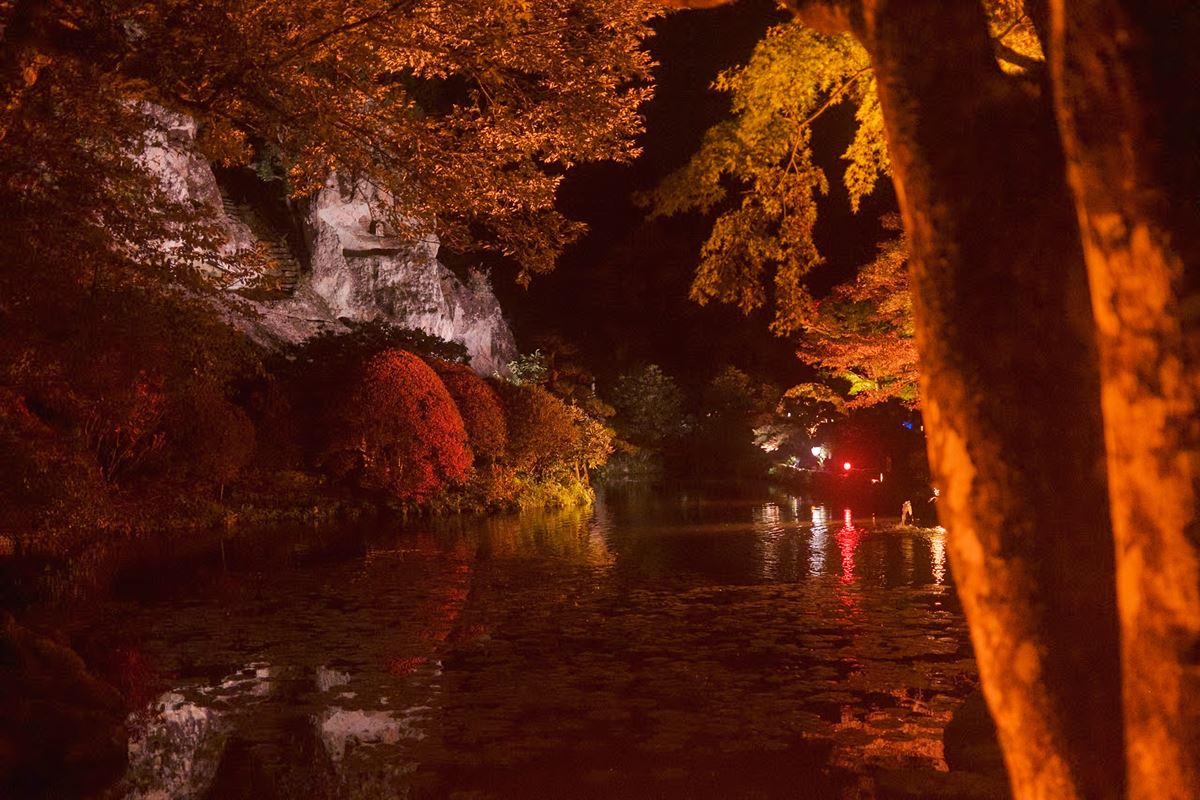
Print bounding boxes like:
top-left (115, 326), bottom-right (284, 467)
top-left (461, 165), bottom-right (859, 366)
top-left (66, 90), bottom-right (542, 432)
top-left (647, 24), bottom-right (883, 336)
top-left (649, 6), bottom-right (1043, 406)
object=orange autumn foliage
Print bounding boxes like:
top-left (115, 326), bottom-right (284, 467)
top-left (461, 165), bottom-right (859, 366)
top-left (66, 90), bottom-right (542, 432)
top-left (492, 381), bottom-right (581, 480)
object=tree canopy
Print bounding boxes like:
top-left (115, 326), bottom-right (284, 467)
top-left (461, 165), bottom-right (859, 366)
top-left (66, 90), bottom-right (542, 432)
top-left (647, 1), bottom-right (1039, 405)
top-left (1, 0), bottom-right (660, 289)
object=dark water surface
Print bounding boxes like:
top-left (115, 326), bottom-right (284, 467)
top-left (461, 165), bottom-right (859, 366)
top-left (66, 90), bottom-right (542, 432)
top-left (49, 483), bottom-right (1006, 799)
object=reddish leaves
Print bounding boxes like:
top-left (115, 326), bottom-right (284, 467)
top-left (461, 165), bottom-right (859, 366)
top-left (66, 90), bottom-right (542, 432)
top-left (325, 349), bottom-right (471, 502)
top-left (429, 359), bottom-right (507, 465)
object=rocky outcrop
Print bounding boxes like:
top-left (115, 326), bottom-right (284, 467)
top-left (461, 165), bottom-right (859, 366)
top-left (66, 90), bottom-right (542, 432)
top-left (140, 109), bottom-right (517, 377)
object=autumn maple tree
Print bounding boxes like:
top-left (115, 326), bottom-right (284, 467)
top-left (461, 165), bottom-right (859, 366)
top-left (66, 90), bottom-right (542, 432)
top-left (661, 1), bottom-right (1200, 799)
top-left (1, 0), bottom-right (659, 282)
top-left (793, 219), bottom-right (917, 407)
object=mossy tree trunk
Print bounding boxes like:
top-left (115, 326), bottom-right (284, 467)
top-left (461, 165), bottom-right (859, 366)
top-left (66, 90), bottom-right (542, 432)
top-left (1052, 3), bottom-right (1200, 796)
top-left (855, 2), bottom-right (1123, 797)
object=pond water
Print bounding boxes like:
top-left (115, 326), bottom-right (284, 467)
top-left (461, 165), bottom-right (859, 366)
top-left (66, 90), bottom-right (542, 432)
top-left (52, 483), bottom-right (1006, 799)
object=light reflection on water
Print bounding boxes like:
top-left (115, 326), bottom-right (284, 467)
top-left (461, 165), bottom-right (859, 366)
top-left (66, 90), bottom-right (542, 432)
top-left (931, 527), bottom-right (948, 585)
top-left (57, 484), bottom-right (990, 800)
top-left (809, 505), bottom-right (829, 576)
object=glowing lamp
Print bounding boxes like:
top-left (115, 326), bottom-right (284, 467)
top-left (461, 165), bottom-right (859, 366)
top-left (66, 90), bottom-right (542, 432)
top-left (811, 446), bottom-right (823, 457)
top-left (842, 461), bottom-right (852, 471)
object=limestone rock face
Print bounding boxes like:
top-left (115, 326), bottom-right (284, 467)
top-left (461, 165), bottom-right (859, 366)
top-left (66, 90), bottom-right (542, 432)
top-left (140, 109), bottom-right (517, 377)
top-left (139, 108), bottom-right (256, 257)
top-left (303, 177), bottom-right (517, 376)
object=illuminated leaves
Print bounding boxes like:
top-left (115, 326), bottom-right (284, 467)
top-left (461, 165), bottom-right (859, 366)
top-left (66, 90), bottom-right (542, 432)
top-left (430, 359), bottom-right (508, 465)
top-left (647, 23), bottom-right (880, 333)
top-left (983, 0), bottom-right (1044, 73)
top-left (325, 349), bottom-right (472, 502)
top-left (842, 82), bottom-right (887, 213)
top-left (3, 0), bottom-right (661, 285)
top-left (796, 219), bottom-right (918, 408)
top-left (651, 6), bottom-right (1040, 405)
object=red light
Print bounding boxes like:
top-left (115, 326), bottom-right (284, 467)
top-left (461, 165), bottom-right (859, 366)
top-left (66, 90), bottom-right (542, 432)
top-left (843, 461), bottom-right (852, 471)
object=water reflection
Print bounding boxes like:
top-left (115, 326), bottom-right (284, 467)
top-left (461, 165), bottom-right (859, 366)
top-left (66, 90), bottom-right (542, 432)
top-left (836, 508), bottom-right (861, 585)
top-left (930, 527), bottom-right (948, 585)
top-left (752, 502), bottom-right (785, 580)
top-left (55, 485), bottom-right (984, 799)
top-left (809, 505), bottom-right (829, 576)
top-left (902, 536), bottom-right (915, 584)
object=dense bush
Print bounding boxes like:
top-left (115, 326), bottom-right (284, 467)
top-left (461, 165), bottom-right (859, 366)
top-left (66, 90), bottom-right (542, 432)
top-left (0, 283), bottom-right (261, 542)
top-left (324, 349), bottom-right (472, 503)
top-left (278, 321), bottom-right (468, 386)
top-left (492, 382), bottom-right (581, 480)
top-left (610, 364), bottom-right (684, 447)
top-left (169, 387), bottom-right (256, 496)
top-left (429, 360), bottom-right (507, 464)
top-left (688, 366), bottom-right (780, 478)
top-left (0, 274), bottom-right (609, 537)
top-left (0, 388), bottom-right (109, 546)
top-left (241, 376), bottom-right (301, 470)
top-left (273, 321), bottom-right (469, 460)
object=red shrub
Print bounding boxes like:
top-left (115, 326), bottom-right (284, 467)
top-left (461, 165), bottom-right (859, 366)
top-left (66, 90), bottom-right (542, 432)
top-left (429, 360), bottom-right (507, 464)
top-left (324, 349), bottom-right (471, 502)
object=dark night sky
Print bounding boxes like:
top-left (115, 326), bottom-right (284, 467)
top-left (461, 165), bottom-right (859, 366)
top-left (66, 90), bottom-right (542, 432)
top-left (488, 2), bottom-right (897, 394)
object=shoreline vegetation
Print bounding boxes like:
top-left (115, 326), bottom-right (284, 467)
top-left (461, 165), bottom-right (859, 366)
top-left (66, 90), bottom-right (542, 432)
top-left (1, 321), bottom-right (612, 576)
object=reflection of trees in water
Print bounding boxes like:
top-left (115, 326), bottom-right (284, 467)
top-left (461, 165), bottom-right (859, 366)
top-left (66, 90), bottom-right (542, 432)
top-left (118, 508), bottom-right (623, 799)
top-left (397, 503), bottom-right (615, 568)
top-left (81, 493), bottom-right (980, 798)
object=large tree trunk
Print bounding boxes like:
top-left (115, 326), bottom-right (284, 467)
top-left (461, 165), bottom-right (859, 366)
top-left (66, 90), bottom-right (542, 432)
top-left (854, 2), bottom-right (1124, 797)
top-left (1052, 3), bottom-right (1200, 797)
top-left (661, 1), bottom-right (1129, 796)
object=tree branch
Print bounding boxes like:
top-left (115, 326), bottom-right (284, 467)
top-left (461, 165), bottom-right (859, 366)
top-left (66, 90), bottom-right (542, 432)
top-left (798, 65), bottom-right (871, 129)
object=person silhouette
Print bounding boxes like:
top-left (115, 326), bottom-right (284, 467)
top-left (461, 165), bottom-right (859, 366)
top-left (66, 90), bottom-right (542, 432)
top-left (900, 500), bottom-right (913, 526)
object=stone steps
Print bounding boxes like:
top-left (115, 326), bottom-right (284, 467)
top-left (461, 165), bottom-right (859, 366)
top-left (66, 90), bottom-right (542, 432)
top-left (218, 187), bottom-right (301, 297)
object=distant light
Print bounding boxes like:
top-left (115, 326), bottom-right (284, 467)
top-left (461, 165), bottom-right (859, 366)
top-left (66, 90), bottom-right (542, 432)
top-left (843, 461), bottom-right (852, 471)
top-left (811, 446), bottom-right (823, 457)
top-left (901, 420), bottom-right (914, 430)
